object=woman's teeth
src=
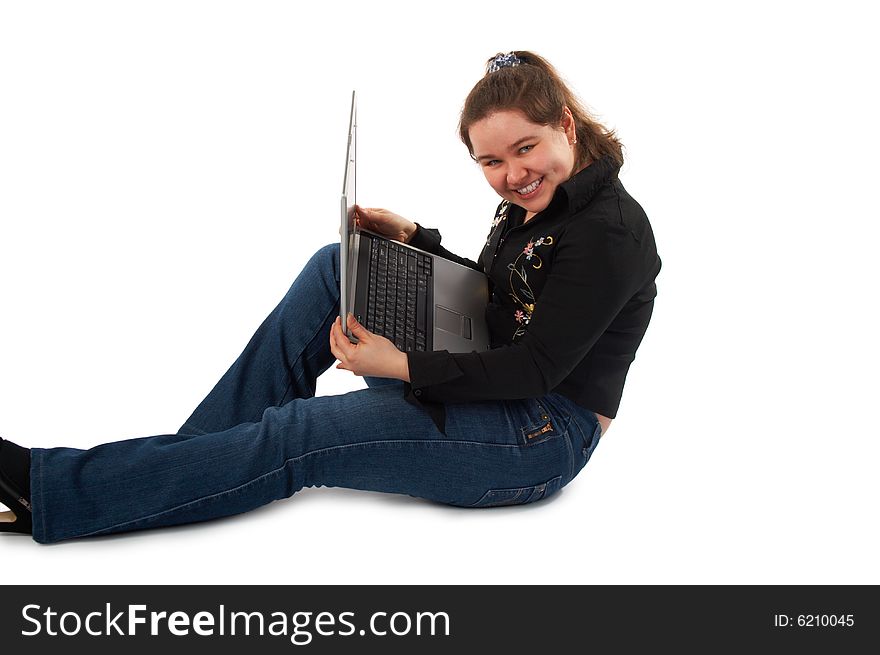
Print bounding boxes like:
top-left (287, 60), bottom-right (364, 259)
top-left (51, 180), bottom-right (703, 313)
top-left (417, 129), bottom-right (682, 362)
top-left (516, 178), bottom-right (542, 195)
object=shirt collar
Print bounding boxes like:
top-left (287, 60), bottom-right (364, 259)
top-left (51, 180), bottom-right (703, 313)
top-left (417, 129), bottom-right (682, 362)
top-left (558, 155), bottom-right (621, 214)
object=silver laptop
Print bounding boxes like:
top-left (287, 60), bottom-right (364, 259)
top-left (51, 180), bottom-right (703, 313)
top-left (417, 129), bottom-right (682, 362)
top-left (340, 91), bottom-right (491, 353)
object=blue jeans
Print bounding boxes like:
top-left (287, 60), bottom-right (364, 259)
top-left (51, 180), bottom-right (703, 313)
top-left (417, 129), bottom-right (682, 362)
top-left (29, 244), bottom-right (602, 543)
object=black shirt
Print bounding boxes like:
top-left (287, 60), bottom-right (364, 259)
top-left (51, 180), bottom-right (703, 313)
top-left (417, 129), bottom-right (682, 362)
top-left (404, 156), bottom-right (661, 432)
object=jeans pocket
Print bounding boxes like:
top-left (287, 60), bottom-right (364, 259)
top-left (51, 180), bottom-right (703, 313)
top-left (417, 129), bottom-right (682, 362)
top-left (517, 398), bottom-right (560, 446)
top-left (564, 410), bottom-right (602, 483)
top-left (469, 475), bottom-right (563, 508)
top-left (582, 418), bottom-right (602, 465)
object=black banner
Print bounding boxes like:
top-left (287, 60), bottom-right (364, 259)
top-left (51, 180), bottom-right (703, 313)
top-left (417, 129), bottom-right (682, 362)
top-left (0, 585), bottom-right (876, 653)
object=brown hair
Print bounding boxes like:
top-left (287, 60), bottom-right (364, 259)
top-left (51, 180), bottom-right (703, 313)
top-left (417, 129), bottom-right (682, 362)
top-left (458, 51), bottom-right (623, 171)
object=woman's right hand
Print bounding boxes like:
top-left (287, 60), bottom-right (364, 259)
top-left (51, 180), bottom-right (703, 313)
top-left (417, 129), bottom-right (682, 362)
top-left (354, 206), bottom-right (418, 244)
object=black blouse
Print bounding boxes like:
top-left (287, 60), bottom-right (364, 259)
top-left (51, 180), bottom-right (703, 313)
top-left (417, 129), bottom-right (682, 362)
top-left (403, 156), bottom-right (661, 432)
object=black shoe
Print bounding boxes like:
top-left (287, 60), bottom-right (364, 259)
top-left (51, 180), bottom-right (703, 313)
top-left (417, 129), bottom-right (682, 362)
top-left (0, 438), bottom-right (32, 535)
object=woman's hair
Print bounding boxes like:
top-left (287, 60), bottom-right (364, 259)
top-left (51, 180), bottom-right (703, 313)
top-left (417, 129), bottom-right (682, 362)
top-left (458, 51), bottom-right (623, 170)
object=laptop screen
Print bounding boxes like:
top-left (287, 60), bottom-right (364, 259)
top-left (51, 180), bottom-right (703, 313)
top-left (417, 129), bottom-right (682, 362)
top-left (339, 91), bottom-right (357, 335)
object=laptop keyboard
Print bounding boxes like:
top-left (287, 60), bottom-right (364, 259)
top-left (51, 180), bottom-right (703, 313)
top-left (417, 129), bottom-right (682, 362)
top-left (365, 239), bottom-right (432, 352)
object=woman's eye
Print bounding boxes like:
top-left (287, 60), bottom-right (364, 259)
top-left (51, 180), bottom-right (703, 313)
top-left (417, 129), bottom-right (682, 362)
top-left (483, 160), bottom-right (501, 167)
top-left (519, 145), bottom-right (534, 154)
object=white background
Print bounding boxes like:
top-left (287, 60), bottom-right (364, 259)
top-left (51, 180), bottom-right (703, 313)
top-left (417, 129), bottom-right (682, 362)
top-left (1, 1), bottom-right (877, 584)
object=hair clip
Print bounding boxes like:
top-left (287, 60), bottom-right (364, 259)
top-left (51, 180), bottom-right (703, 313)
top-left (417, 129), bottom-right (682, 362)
top-left (487, 52), bottom-right (522, 74)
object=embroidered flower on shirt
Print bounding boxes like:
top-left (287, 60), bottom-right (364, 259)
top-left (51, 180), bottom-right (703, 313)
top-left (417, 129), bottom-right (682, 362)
top-left (508, 235), bottom-right (554, 340)
top-left (485, 200), bottom-right (511, 249)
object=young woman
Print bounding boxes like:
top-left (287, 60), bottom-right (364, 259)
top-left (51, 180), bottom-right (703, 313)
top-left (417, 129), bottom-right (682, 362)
top-left (0, 51), bottom-right (660, 543)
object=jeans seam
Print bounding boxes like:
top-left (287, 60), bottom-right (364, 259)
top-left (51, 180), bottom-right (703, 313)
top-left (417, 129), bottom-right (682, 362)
top-left (73, 437), bottom-right (532, 538)
top-left (470, 474), bottom-right (563, 508)
top-left (564, 429), bottom-right (575, 482)
top-left (38, 450), bottom-right (47, 542)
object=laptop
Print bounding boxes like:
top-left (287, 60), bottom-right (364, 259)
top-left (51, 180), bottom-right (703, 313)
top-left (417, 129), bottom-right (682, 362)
top-left (340, 91), bottom-right (491, 354)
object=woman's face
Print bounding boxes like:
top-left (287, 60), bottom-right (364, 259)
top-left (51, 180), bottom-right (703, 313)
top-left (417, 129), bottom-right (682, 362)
top-left (469, 108), bottom-right (577, 217)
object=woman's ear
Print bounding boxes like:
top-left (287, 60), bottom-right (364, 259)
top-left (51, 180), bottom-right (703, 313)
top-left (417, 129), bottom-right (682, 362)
top-left (561, 106), bottom-right (576, 142)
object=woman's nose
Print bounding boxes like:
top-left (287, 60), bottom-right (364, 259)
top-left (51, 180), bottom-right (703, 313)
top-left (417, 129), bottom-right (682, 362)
top-left (506, 164), bottom-right (528, 187)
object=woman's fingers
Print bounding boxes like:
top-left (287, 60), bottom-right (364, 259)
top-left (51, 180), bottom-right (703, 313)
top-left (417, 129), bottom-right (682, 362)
top-left (330, 315), bottom-right (404, 379)
top-left (329, 317), bottom-right (351, 367)
top-left (331, 315), bottom-right (372, 371)
top-left (354, 205), bottom-right (374, 222)
top-left (346, 313), bottom-right (370, 340)
top-left (330, 315), bottom-right (382, 376)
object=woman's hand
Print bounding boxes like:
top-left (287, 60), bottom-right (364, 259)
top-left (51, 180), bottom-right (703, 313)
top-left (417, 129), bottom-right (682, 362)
top-left (329, 314), bottom-right (411, 381)
top-left (354, 205), bottom-right (418, 244)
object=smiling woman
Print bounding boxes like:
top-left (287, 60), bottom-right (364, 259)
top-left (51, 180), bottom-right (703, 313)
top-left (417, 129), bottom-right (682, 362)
top-left (469, 109), bottom-right (578, 221)
top-left (459, 51), bottom-right (623, 181)
top-left (1, 51), bottom-right (658, 543)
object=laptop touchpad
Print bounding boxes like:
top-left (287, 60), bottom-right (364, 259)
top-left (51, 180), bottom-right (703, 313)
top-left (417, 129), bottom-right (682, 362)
top-left (435, 305), bottom-right (469, 338)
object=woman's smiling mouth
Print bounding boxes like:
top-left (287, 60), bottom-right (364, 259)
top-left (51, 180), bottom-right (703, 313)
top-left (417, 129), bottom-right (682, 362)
top-left (515, 177), bottom-right (543, 198)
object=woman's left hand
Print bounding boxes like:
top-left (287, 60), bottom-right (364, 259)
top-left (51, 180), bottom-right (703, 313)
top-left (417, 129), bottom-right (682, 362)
top-left (329, 314), bottom-right (411, 381)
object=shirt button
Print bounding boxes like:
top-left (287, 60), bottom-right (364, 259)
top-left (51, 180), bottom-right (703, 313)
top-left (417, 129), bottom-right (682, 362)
top-left (414, 390), bottom-right (423, 397)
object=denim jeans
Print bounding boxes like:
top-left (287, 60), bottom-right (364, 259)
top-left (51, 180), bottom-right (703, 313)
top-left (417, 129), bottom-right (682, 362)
top-left (29, 244), bottom-right (602, 543)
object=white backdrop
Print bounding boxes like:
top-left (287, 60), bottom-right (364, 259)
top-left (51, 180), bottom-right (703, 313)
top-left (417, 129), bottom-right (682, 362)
top-left (1, 1), bottom-right (877, 584)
